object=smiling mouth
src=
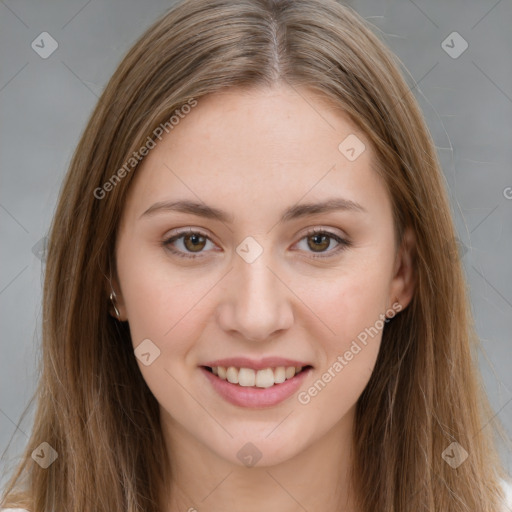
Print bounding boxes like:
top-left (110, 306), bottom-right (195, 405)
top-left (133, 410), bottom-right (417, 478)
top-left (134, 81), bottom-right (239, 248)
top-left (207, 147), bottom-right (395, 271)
top-left (202, 365), bottom-right (313, 388)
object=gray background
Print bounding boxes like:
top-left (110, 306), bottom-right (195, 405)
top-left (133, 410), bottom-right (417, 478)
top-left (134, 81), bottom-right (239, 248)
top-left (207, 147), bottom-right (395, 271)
top-left (1, 0), bottom-right (511, 489)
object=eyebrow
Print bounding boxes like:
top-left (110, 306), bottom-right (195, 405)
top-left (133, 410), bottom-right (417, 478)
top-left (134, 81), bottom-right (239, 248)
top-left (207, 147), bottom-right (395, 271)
top-left (139, 197), bottom-right (367, 223)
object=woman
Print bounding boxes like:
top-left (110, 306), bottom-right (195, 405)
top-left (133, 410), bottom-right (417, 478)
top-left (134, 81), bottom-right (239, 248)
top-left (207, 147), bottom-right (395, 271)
top-left (1, 0), bottom-right (510, 510)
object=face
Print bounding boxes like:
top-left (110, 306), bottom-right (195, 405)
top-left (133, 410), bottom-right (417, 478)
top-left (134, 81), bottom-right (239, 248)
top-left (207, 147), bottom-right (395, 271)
top-left (113, 84), bottom-right (415, 469)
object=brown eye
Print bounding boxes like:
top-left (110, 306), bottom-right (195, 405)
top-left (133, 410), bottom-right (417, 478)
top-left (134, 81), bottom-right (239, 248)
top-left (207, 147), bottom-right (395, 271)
top-left (163, 229), bottom-right (214, 259)
top-left (295, 228), bottom-right (351, 259)
top-left (307, 232), bottom-right (331, 252)
top-left (182, 233), bottom-right (207, 252)
top-left (163, 227), bottom-right (351, 260)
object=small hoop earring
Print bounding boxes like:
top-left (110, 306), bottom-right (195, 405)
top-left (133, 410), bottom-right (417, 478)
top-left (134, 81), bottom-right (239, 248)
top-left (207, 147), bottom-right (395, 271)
top-left (385, 299), bottom-right (400, 322)
top-left (110, 289), bottom-right (121, 319)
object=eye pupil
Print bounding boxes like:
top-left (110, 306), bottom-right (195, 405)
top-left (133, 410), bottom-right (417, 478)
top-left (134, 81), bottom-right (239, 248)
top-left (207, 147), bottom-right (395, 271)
top-left (184, 233), bottom-right (206, 252)
top-left (308, 233), bottom-right (330, 252)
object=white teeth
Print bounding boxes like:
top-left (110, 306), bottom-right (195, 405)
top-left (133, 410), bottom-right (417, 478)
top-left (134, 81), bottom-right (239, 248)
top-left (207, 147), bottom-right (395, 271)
top-left (238, 368), bottom-right (255, 386)
top-left (226, 366), bottom-right (239, 384)
top-left (255, 368), bottom-right (274, 388)
top-left (210, 365), bottom-right (304, 387)
top-left (285, 366), bottom-right (296, 379)
top-left (274, 366), bottom-right (286, 384)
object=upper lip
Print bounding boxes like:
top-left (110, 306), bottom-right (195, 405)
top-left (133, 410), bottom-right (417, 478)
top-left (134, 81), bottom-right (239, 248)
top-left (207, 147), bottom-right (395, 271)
top-left (202, 357), bottom-right (313, 371)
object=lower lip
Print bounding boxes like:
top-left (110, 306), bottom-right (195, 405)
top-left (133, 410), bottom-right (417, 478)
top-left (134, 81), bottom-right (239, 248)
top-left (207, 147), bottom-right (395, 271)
top-left (200, 366), bottom-right (312, 408)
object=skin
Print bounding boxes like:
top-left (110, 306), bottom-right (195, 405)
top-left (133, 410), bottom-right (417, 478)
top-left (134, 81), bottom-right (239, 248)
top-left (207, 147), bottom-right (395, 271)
top-left (111, 83), bottom-right (416, 512)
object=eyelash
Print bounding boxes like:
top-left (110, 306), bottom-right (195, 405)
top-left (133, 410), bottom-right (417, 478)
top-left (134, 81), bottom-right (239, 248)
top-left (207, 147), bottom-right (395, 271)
top-left (162, 227), bottom-right (352, 260)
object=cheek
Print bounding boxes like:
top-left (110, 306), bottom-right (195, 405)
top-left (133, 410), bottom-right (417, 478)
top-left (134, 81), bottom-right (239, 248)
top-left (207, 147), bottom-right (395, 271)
top-left (117, 251), bottom-right (212, 405)
top-left (294, 258), bottom-right (390, 408)
top-left (299, 260), bottom-right (391, 349)
top-left (296, 273), bottom-right (386, 420)
top-left (116, 241), bottom-right (209, 352)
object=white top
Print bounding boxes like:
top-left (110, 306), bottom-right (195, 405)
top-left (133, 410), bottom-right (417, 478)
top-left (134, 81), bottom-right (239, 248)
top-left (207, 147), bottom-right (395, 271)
top-left (2, 480), bottom-right (512, 511)
top-left (503, 478), bottom-right (512, 511)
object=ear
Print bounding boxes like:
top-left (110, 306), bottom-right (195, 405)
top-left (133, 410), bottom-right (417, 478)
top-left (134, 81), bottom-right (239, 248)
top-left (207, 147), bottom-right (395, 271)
top-left (388, 226), bottom-right (416, 313)
top-left (105, 273), bottom-right (128, 322)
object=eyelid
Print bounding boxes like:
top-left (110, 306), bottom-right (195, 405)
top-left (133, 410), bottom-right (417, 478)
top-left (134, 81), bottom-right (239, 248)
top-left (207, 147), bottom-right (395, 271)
top-left (293, 226), bottom-right (351, 259)
top-left (162, 226), bottom-right (351, 259)
top-left (162, 227), bottom-right (216, 259)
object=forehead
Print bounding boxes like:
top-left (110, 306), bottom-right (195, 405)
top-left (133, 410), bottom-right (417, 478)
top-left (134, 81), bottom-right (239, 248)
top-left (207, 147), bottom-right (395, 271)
top-left (121, 84), bottom-right (389, 223)
top-left (163, 85), bottom-right (362, 167)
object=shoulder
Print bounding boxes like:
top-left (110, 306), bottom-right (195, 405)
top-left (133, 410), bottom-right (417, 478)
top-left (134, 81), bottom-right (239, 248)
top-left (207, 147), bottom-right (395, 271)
top-left (501, 478), bottom-right (512, 511)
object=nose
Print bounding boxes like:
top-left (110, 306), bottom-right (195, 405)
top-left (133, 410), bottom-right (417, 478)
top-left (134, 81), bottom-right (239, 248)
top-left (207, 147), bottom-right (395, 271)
top-left (215, 252), bottom-right (294, 342)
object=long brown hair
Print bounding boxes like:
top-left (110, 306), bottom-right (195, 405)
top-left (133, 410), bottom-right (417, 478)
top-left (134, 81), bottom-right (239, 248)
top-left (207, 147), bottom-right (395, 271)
top-left (1, 0), bottom-right (509, 510)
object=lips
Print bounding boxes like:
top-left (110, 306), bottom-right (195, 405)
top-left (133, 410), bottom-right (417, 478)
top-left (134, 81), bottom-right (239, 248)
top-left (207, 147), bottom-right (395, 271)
top-left (199, 356), bottom-right (313, 408)
top-left (200, 365), bottom-right (312, 408)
